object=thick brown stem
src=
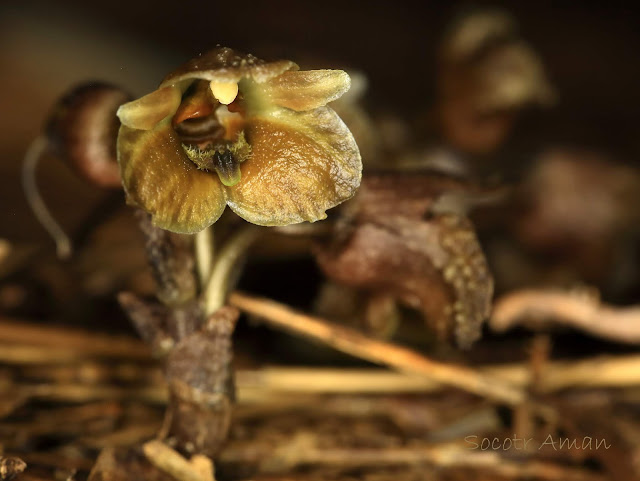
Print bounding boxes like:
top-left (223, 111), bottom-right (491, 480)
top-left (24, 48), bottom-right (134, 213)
top-left (116, 213), bottom-right (236, 458)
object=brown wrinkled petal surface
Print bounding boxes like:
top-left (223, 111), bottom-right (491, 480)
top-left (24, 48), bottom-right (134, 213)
top-left (262, 69), bottom-right (351, 111)
top-left (349, 172), bottom-right (479, 222)
top-left (165, 307), bottom-right (237, 456)
top-left (316, 217), bottom-right (452, 340)
top-left (226, 107), bottom-right (362, 226)
top-left (315, 211), bottom-right (492, 348)
top-left (117, 86), bottom-right (182, 130)
top-left (436, 214), bottom-right (493, 347)
top-left (118, 121), bottom-right (226, 234)
top-left (160, 47), bottom-right (297, 88)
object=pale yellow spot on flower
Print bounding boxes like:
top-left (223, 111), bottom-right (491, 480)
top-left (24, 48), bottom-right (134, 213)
top-left (209, 81), bottom-right (238, 105)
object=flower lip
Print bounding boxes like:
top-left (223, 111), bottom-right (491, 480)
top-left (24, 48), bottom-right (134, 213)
top-left (173, 114), bottom-right (225, 145)
top-left (168, 80), bottom-right (248, 188)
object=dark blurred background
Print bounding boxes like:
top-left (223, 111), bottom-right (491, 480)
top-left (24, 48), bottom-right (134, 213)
top-left (2, 1), bottom-right (640, 243)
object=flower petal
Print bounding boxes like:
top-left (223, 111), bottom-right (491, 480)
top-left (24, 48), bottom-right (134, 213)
top-left (117, 121), bottom-right (227, 233)
top-left (160, 47), bottom-right (297, 88)
top-left (262, 70), bottom-right (351, 111)
top-left (226, 107), bottom-right (362, 226)
top-left (117, 86), bottom-right (181, 130)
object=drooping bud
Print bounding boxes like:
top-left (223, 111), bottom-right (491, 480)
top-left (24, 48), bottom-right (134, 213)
top-left (47, 82), bottom-right (131, 188)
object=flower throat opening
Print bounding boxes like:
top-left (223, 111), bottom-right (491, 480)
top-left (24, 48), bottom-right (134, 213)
top-left (173, 80), bottom-right (250, 186)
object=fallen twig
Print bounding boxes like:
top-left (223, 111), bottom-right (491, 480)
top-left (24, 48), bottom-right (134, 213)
top-left (0, 319), bottom-right (150, 360)
top-left (19, 382), bottom-right (166, 404)
top-left (237, 357), bottom-right (640, 395)
top-left (7, 356), bottom-right (640, 409)
top-left (143, 440), bottom-right (213, 481)
top-left (491, 288), bottom-right (640, 344)
top-left (229, 291), bottom-right (525, 405)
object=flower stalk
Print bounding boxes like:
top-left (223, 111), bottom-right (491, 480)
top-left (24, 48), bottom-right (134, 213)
top-left (204, 225), bottom-right (261, 315)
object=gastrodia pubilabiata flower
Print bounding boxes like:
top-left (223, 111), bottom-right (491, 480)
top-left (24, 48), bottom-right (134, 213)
top-left (116, 47), bottom-right (362, 233)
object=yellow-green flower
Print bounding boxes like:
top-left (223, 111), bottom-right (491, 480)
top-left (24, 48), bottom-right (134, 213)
top-left (116, 47), bottom-right (362, 233)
